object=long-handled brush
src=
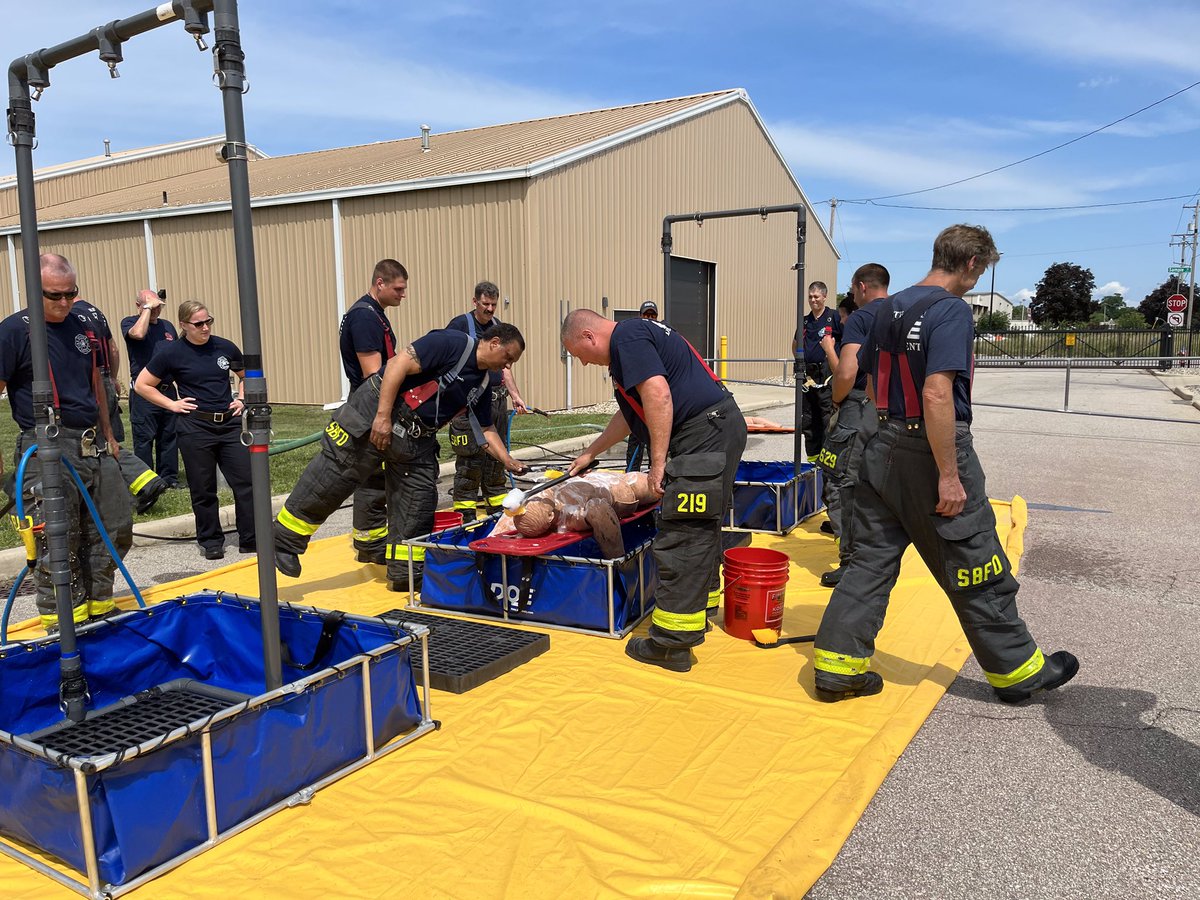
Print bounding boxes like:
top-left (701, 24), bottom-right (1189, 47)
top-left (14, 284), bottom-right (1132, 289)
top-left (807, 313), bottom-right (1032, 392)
top-left (750, 629), bottom-right (817, 649)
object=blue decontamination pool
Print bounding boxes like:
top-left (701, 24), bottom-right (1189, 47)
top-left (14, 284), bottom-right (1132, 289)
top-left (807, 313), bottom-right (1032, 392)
top-left (0, 593), bottom-right (436, 896)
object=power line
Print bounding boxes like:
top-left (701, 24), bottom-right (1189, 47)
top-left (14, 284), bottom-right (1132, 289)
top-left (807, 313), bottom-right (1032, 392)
top-left (844, 78), bottom-right (1200, 203)
top-left (854, 193), bottom-right (1197, 213)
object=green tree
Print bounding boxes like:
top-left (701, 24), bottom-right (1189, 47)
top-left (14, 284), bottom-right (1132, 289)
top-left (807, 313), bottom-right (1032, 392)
top-left (1138, 279), bottom-right (1185, 326)
top-left (1098, 294), bottom-right (1125, 320)
top-left (1030, 262), bottom-right (1098, 325)
top-left (1011, 304), bottom-right (1028, 321)
top-left (976, 310), bottom-right (1010, 331)
top-left (1114, 309), bottom-right (1148, 329)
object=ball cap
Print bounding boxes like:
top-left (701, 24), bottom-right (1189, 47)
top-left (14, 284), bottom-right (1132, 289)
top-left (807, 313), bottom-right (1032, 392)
top-left (640, 300), bottom-right (658, 315)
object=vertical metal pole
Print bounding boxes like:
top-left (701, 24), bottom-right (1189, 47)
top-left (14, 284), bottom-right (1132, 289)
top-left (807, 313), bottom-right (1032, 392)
top-left (1063, 341), bottom-right (1072, 411)
top-left (73, 768), bottom-right (101, 896)
top-left (1187, 203), bottom-right (1198, 360)
top-left (360, 658), bottom-right (376, 758)
top-left (793, 209), bottom-right (807, 471)
top-left (201, 730), bottom-right (218, 840)
top-left (661, 218), bottom-right (673, 322)
top-left (211, 0), bottom-right (281, 690)
top-left (8, 59), bottom-right (88, 721)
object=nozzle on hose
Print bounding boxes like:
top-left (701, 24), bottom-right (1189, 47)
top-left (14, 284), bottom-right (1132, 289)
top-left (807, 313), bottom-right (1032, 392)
top-left (9, 515), bottom-right (37, 569)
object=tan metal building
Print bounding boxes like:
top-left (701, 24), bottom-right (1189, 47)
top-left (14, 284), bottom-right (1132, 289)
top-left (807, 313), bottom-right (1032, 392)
top-left (0, 89), bottom-right (837, 407)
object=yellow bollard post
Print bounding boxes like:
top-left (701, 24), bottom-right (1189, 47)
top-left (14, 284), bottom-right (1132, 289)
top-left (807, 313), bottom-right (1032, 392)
top-left (720, 335), bottom-right (728, 381)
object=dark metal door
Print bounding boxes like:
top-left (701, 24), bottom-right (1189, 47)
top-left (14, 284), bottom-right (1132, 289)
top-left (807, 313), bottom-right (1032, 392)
top-left (668, 256), bottom-right (715, 359)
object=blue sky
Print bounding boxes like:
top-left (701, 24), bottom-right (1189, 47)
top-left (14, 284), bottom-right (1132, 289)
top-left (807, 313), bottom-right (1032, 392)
top-left (4, 0), bottom-right (1199, 307)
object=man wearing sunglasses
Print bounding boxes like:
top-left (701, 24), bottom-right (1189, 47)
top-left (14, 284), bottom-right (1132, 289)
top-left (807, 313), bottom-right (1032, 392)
top-left (0, 253), bottom-right (133, 632)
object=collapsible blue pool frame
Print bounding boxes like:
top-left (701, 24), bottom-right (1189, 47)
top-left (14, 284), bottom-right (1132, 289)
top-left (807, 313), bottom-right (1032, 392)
top-left (0, 593), bottom-right (436, 898)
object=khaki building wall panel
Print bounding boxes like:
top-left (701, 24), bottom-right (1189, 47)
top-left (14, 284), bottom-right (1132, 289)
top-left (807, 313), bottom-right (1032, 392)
top-left (528, 100), bottom-right (838, 408)
top-left (338, 182), bottom-right (530, 352)
top-left (37, 221), bottom-right (148, 312)
top-left (0, 240), bottom-right (14, 314)
top-left (152, 206), bottom-right (340, 405)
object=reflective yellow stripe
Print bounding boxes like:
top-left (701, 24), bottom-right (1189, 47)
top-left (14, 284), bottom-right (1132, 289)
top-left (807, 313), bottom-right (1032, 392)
top-left (40, 604), bottom-right (90, 630)
top-left (129, 470), bottom-right (158, 495)
top-left (813, 647), bottom-right (871, 676)
top-left (984, 648), bottom-right (1045, 689)
top-left (452, 501), bottom-right (478, 511)
top-left (705, 590), bottom-right (721, 611)
top-left (277, 507), bottom-right (319, 536)
top-left (352, 526), bottom-right (388, 541)
top-left (651, 608), bottom-right (707, 633)
top-left (806, 454), bottom-right (819, 464)
top-left (88, 599), bottom-right (118, 617)
top-left (486, 493), bottom-right (509, 506)
top-left (387, 544), bottom-right (425, 562)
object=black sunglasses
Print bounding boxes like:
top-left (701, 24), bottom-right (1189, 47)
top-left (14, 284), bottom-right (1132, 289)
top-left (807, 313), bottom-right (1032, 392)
top-left (186, 317), bottom-right (215, 328)
top-left (43, 288), bottom-right (80, 301)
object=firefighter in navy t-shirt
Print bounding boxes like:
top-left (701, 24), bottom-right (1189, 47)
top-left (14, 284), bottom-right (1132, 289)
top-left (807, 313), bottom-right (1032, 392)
top-left (338, 259), bottom-right (408, 564)
top-left (792, 280), bottom-right (841, 463)
top-left (445, 280), bottom-right (527, 521)
top-left (122, 288), bottom-right (180, 489)
top-left (274, 325), bottom-right (529, 591)
top-left (135, 300), bottom-right (254, 560)
top-left (562, 309), bottom-right (747, 673)
top-left (73, 295), bottom-right (169, 515)
top-left (811, 224), bottom-right (1078, 705)
top-left (816, 263), bottom-right (890, 587)
top-left (0, 253), bottom-right (132, 630)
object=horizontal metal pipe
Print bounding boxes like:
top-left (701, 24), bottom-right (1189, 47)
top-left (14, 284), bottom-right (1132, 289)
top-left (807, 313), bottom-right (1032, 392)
top-left (976, 401), bottom-right (1200, 425)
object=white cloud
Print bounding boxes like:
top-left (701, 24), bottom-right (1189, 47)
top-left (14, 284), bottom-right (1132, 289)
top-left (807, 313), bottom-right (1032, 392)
top-left (1094, 281), bottom-right (1128, 297)
top-left (1012, 288), bottom-right (1035, 304)
top-left (850, 0), bottom-right (1200, 76)
top-left (1079, 76), bottom-right (1119, 89)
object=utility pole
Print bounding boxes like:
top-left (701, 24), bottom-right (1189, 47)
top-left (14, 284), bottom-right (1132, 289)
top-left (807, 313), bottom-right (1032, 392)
top-left (1187, 201), bottom-right (1198, 359)
top-left (1171, 202), bottom-right (1199, 361)
top-left (828, 198), bottom-right (837, 237)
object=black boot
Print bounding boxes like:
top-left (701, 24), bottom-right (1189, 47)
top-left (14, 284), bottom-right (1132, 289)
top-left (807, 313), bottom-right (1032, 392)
top-left (135, 477), bottom-right (169, 515)
top-left (994, 651), bottom-right (1079, 704)
top-left (814, 671), bottom-right (883, 703)
top-left (275, 550), bottom-right (302, 578)
top-left (388, 563), bottom-right (424, 593)
top-left (624, 637), bottom-right (692, 673)
top-left (819, 565), bottom-right (845, 587)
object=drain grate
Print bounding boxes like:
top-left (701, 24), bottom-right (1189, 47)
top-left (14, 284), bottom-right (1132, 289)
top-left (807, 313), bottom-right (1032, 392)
top-left (25, 680), bottom-right (249, 758)
top-left (381, 610), bottom-right (549, 694)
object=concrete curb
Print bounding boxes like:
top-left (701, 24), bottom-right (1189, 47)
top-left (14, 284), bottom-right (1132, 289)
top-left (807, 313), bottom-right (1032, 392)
top-left (0, 395), bottom-right (785, 581)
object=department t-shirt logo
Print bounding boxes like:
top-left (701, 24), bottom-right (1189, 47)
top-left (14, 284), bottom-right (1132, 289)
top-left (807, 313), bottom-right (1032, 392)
top-left (74, 334), bottom-right (90, 354)
top-left (217, 355), bottom-right (230, 371)
top-left (165, 333), bottom-right (174, 341)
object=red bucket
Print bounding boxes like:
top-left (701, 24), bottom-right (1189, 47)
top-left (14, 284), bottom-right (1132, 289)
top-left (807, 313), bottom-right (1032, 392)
top-left (432, 511), bottom-right (464, 531)
top-left (722, 547), bottom-right (790, 641)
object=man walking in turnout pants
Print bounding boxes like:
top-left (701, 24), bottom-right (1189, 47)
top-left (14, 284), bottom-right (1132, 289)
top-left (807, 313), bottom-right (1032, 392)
top-left (811, 224), bottom-right (1078, 704)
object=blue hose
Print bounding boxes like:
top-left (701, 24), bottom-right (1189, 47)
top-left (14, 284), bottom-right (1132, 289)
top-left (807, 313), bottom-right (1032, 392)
top-left (0, 566), bottom-right (28, 645)
top-left (2, 444), bottom-right (147, 640)
top-left (59, 455), bottom-right (147, 610)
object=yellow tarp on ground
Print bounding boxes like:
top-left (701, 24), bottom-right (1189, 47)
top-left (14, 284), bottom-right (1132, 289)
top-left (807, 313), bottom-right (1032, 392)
top-left (2, 500), bottom-right (1025, 899)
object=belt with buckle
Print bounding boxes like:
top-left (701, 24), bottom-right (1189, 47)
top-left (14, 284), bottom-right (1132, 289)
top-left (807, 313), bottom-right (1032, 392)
top-left (191, 410), bottom-right (234, 424)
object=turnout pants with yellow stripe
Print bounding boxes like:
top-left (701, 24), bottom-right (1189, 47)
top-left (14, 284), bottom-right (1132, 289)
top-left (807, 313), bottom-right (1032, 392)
top-left (16, 429), bottom-right (133, 622)
top-left (650, 395), bottom-right (747, 650)
top-left (351, 465), bottom-right (388, 557)
top-left (274, 375), bottom-right (437, 583)
top-left (822, 390), bottom-right (877, 563)
top-left (814, 421), bottom-right (1050, 694)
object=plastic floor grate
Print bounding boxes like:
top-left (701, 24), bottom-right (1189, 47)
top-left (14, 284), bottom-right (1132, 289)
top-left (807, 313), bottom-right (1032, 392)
top-left (27, 683), bottom-right (246, 758)
top-left (381, 610), bottom-right (550, 694)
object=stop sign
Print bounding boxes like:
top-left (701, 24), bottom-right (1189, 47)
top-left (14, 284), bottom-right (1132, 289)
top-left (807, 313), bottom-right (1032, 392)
top-left (1167, 294), bottom-right (1188, 313)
